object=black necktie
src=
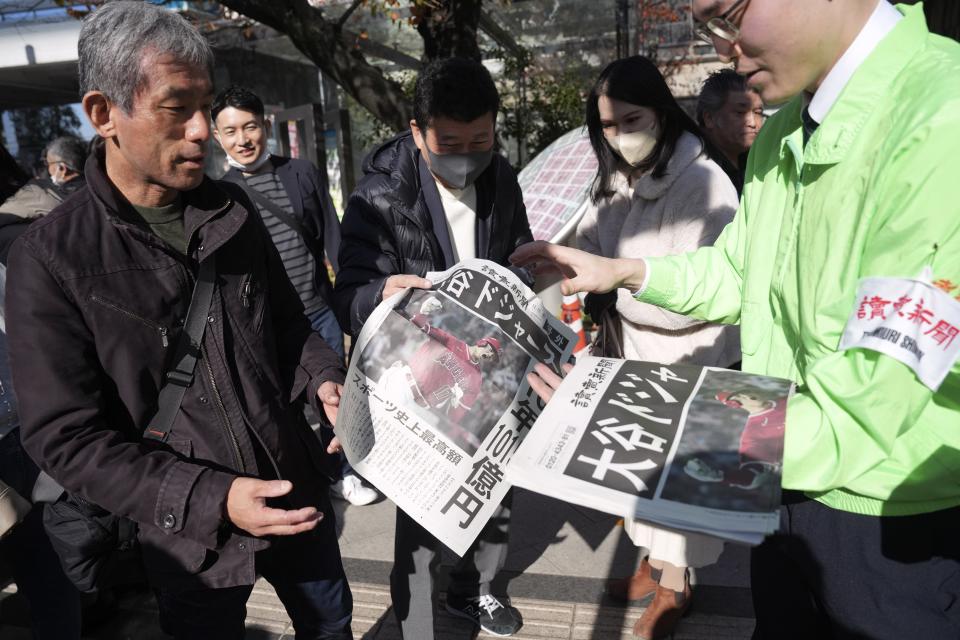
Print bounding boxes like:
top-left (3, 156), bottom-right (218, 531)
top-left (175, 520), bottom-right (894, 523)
top-left (802, 107), bottom-right (819, 146)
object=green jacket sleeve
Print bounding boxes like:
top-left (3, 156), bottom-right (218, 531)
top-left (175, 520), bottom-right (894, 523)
top-left (783, 122), bottom-right (960, 494)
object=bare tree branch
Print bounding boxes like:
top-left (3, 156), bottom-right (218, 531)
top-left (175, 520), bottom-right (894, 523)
top-left (219, 0), bottom-right (414, 132)
top-left (336, 0), bottom-right (365, 30)
top-left (478, 8), bottom-right (523, 58)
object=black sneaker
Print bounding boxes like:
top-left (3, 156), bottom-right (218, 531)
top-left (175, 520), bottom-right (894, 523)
top-left (444, 592), bottom-right (522, 637)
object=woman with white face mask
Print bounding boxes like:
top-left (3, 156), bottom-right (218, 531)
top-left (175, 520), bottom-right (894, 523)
top-left (577, 55), bottom-right (741, 639)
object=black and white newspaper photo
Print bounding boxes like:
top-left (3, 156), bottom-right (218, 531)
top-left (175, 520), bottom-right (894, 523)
top-left (336, 259), bottom-right (577, 555)
top-left (507, 356), bottom-right (794, 544)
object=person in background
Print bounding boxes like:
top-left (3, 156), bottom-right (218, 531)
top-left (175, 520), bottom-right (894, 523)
top-left (44, 136), bottom-right (88, 193)
top-left (213, 86), bottom-right (342, 356)
top-left (696, 69), bottom-right (763, 194)
top-left (211, 85), bottom-right (378, 507)
top-left (515, 1), bottom-right (960, 637)
top-left (577, 55), bottom-right (740, 640)
top-left (0, 136), bottom-right (87, 218)
top-left (335, 56), bottom-right (531, 639)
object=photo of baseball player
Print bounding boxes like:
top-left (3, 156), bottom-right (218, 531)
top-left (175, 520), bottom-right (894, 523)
top-left (683, 390), bottom-right (786, 491)
top-left (357, 289), bottom-right (527, 456)
top-left (658, 369), bottom-right (790, 513)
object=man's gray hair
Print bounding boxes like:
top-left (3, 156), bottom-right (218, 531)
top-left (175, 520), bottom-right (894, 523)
top-left (78, 1), bottom-right (214, 113)
top-left (45, 136), bottom-right (88, 173)
top-left (696, 68), bottom-right (749, 127)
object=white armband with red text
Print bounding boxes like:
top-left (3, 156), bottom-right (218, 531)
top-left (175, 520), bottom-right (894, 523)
top-left (839, 275), bottom-right (960, 391)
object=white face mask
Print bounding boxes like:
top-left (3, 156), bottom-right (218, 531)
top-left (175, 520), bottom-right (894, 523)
top-left (227, 150), bottom-right (272, 173)
top-left (48, 161), bottom-right (65, 186)
top-left (608, 120), bottom-right (660, 167)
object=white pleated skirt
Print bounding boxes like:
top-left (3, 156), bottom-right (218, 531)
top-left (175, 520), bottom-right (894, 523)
top-left (623, 518), bottom-right (725, 568)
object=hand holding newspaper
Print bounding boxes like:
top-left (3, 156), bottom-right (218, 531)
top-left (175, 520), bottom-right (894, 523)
top-left (337, 259), bottom-right (793, 550)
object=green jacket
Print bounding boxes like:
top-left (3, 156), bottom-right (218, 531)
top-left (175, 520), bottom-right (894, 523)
top-left (639, 4), bottom-right (960, 517)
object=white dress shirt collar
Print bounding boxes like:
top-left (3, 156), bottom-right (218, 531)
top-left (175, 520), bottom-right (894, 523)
top-left (806, 1), bottom-right (902, 124)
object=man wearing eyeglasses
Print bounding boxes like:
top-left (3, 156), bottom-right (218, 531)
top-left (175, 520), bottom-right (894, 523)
top-left (689, 0), bottom-right (959, 637)
top-left (0, 137), bottom-right (87, 219)
top-left (675, 1), bottom-right (960, 637)
top-left (513, 1), bottom-right (960, 638)
top-left (43, 137), bottom-right (87, 192)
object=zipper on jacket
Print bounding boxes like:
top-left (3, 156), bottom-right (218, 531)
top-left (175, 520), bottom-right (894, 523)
top-left (201, 343), bottom-right (245, 473)
top-left (239, 274), bottom-right (252, 309)
top-left (89, 295), bottom-right (169, 347)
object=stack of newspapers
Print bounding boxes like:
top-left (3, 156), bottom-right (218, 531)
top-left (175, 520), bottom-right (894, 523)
top-left (507, 356), bottom-right (793, 544)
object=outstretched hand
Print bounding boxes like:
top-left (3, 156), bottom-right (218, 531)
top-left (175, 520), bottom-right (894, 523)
top-left (509, 241), bottom-right (646, 295)
top-left (226, 478), bottom-right (321, 537)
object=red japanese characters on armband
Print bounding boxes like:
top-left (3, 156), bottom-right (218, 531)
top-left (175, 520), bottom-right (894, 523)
top-left (839, 275), bottom-right (960, 391)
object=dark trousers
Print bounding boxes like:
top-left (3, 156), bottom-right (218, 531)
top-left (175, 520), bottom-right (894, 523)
top-left (390, 491), bottom-right (512, 639)
top-left (751, 491), bottom-right (960, 639)
top-left (156, 514), bottom-right (353, 640)
top-left (0, 430), bottom-right (82, 640)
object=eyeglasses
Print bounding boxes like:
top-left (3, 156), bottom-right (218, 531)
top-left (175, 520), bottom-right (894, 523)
top-left (694, 0), bottom-right (751, 59)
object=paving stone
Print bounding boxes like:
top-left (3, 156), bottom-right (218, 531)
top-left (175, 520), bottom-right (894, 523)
top-left (1, 489), bottom-right (755, 640)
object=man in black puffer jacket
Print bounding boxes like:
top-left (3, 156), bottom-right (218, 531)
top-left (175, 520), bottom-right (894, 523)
top-left (335, 58), bottom-right (533, 639)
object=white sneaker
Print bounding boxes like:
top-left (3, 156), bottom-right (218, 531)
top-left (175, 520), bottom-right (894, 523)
top-left (330, 473), bottom-right (379, 506)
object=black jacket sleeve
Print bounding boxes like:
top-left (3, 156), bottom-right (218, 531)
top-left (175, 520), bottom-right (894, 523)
top-left (333, 187), bottom-right (401, 337)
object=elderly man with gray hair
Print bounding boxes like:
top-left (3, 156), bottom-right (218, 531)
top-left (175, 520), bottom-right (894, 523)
top-left (43, 135), bottom-right (87, 189)
top-left (0, 136), bottom-right (87, 218)
top-left (696, 68), bottom-right (763, 194)
top-left (5, 3), bottom-right (353, 638)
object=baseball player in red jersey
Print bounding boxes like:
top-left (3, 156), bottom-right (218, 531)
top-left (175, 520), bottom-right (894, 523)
top-left (684, 390), bottom-right (786, 490)
top-left (380, 296), bottom-right (502, 433)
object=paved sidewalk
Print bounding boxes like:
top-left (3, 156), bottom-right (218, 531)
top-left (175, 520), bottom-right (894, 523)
top-left (0, 488), bottom-right (755, 639)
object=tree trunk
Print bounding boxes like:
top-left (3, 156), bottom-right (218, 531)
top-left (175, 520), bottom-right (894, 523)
top-left (415, 0), bottom-right (483, 62)
top-left (219, 0), bottom-right (414, 132)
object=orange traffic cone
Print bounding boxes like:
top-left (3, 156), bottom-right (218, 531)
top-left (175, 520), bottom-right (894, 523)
top-left (561, 294), bottom-right (589, 353)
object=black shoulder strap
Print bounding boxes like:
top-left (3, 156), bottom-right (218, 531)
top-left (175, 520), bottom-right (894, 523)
top-left (143, 255), bottom-right (217, 443)
top-left (236, 180), bottom-right (322, 258)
